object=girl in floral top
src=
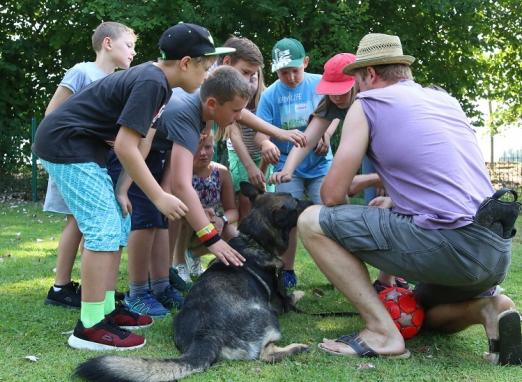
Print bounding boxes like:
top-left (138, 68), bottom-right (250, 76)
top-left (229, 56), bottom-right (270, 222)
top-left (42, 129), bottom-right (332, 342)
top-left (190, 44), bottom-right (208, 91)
top-left (171, 132), bottom-right (239, 283)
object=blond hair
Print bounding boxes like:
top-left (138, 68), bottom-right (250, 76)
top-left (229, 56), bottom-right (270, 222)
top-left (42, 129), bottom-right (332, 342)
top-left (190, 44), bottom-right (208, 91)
top-left (91, 21), bottom-right (136, 52)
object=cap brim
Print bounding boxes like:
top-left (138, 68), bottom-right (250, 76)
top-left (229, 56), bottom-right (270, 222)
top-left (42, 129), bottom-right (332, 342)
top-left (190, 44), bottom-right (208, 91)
top-left (204, 47), bottom-right (237, 56)
top-left (343, 55), bottom-right (415, 74)
top-left (316, 78), bottom-right (356, 96)
top-left (271, 58), bottom-right (305, 73)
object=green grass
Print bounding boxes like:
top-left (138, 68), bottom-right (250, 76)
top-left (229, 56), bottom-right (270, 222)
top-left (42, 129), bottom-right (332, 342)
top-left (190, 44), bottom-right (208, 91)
top-left (1, 201), bottom-right (521, 381)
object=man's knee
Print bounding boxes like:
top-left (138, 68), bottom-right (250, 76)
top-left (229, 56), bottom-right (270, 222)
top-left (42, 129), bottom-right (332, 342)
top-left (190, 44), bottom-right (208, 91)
top-left (297, 205), bottom-right (323, 238)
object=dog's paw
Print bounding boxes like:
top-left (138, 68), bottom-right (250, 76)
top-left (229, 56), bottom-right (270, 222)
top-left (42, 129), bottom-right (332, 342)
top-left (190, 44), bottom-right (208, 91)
top-left (292, 343), bottom-right (310, 354)
top-left (290, 290), bottom-right (305, 305)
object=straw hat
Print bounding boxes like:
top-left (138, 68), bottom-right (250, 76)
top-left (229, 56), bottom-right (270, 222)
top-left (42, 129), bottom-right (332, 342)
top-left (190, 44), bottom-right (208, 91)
top-left (343, 33), bottom-right (415, 74)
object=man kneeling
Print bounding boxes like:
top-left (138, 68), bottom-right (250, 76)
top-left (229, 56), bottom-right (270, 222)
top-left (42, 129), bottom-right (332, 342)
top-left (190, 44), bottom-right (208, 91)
top-left (298, 33), bottom-right (521, 365)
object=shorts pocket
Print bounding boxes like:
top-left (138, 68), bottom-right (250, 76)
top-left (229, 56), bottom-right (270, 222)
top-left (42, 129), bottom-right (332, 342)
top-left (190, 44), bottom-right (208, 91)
top-left (333, 206), bottom-right (390, 252)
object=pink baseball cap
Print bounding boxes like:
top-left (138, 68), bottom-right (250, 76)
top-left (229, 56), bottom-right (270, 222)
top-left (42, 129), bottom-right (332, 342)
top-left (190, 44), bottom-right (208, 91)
top-left (316, 53), bottom-right (357, 95)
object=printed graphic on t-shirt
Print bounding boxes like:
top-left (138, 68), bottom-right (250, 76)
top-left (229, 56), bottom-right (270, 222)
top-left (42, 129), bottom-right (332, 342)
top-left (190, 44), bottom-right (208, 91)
top-left (151, 104), bottom-right (166, 127)
top-left (279, 100), bottom-right (316, 131)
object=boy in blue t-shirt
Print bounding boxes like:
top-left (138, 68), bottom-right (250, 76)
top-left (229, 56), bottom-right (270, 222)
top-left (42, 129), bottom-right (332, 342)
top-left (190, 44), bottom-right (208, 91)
top-left (256, 37), bottom-right (330, 288)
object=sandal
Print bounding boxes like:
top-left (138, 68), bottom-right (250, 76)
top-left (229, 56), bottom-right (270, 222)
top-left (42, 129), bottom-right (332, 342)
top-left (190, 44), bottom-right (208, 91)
top-left (318, 333), bottom-right (410, 359)
top-left (487, 310), bottom-right (522, 365)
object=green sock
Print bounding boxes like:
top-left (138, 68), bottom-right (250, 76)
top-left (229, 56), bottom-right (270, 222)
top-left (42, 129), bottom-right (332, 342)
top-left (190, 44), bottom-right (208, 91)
top-left (104, 290), bottom-right (116, 315)
top-left (80, 301), bottom-right (105, 328)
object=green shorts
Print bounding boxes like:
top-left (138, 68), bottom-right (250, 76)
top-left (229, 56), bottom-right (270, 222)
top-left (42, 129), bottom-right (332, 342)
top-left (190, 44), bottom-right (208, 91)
top-left (319, 205), bottom-right (512, 308)
top-left (227, 149), bottom-right (275, 192)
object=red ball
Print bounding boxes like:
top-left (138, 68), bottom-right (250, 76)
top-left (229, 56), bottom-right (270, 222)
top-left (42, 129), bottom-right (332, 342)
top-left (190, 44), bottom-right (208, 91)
top-left (378, 286), bottom-right (425, 339)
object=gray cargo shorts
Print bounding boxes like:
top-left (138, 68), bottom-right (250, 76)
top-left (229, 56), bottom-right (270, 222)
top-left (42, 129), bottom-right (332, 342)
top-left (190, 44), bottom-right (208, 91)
top-left (319, 205), bottom-right (512, 308)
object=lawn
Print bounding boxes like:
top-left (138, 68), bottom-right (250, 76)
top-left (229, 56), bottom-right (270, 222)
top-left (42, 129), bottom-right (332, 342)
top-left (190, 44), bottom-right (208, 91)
top-left (0, 200), bottom-right (521, 382)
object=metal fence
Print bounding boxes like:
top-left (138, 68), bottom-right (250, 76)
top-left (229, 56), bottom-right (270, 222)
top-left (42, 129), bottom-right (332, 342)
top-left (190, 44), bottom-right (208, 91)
top-left (486, 152), bottom-right (522, 195)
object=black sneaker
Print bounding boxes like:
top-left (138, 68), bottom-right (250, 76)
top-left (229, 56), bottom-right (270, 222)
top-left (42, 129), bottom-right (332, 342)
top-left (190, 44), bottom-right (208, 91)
top-left (44, 281), bottom-right (81, 309)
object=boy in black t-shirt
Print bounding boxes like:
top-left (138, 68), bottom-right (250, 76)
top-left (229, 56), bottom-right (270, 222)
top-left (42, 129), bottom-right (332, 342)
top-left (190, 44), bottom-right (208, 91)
top-left (33, 23), bottom-right (236, 351)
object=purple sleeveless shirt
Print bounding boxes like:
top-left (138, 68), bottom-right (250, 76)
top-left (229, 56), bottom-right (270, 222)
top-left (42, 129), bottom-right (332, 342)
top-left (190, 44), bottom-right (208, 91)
top-left (358, 80), bottom-right (493, 229)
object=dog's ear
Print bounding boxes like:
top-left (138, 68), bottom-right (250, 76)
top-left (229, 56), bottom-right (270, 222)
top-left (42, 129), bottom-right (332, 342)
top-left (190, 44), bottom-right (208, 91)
top-left (272, 206), bottom-right (298, 228)
top-left (240, 181), bottom-right (263, 203)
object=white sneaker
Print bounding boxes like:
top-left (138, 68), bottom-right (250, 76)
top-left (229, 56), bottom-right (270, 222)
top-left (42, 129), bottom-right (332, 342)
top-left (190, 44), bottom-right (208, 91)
top-left (174, 264), bottom-right (192, 283)
top-left (185, 249), bottom-right (204, 277)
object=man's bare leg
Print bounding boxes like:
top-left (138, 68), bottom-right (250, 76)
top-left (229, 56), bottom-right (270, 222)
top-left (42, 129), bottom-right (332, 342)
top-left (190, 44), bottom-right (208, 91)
top-left (424, 294), bottom-right (515, 334)
top-left (425, 294), bottom-right (516, 363)
top-left (298, 206), bottom-right (405, 355)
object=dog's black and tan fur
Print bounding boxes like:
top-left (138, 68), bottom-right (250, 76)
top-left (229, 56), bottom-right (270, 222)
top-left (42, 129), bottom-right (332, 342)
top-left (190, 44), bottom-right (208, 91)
top-left (75, 182), bottom-right (312, 382)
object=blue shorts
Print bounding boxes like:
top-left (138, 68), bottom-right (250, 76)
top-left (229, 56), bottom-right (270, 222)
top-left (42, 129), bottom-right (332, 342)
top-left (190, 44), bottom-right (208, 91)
top-left (275, 175), bottom-right (324, 204)
top-left (319, 205), bottom-right (512, 308)
top-left (107, 150), bottom-right (168, 230)
top-left (40, 160), bottom-right (130, 251)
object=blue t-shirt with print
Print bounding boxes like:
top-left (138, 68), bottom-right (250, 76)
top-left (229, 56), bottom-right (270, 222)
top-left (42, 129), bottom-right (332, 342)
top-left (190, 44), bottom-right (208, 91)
top-left (256, 72), bottom-right (332, 178)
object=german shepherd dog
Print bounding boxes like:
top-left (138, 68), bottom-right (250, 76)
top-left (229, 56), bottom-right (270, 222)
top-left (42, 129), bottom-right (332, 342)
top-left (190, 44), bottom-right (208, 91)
top-left (75, 182), bottom-right (313, 382)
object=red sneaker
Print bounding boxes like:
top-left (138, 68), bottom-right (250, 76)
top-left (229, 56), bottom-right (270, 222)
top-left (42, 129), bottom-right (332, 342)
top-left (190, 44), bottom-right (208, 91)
top-left (67, 320), bottom-right (145, 351)
top-left (106, 304), bottom-right (153, 330)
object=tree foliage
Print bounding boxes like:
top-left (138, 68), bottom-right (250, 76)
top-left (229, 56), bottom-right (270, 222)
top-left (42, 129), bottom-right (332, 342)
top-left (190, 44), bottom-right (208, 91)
top-left (1, 0), bottom-right (520, 178)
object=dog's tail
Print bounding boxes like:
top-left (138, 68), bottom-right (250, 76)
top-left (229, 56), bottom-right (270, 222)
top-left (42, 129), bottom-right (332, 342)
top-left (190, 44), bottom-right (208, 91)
top-left (74, 339), bottom-right (220, 382)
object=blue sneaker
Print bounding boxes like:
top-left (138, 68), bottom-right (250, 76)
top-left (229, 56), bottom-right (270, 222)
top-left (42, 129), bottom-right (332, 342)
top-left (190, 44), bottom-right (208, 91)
top-left (154, 285), bottom-right (184, 310)
top-left (283, 270), bottom-right (297, 289)
top-left (124, 292), bottom-right (169, 317)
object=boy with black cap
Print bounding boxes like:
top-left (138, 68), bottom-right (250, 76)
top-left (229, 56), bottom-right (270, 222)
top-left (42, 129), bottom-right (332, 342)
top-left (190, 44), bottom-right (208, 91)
top-left (33, 22), bottom-right (235, 351)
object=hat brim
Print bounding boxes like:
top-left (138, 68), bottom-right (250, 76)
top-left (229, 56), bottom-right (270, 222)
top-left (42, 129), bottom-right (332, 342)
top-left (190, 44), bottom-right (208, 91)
top-left (204, 47), bottom-right (237, 56)
top-left (271, 58), bottom-right (305, 73)
top-left (316, 77), bottom-right (356, 96)
top-left (343, 55), bottom-right (415, 74)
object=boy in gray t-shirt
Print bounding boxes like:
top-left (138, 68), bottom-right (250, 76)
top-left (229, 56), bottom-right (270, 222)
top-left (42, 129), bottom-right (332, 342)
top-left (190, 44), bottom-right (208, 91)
top-left (43, 21), bottom-right (136, 310)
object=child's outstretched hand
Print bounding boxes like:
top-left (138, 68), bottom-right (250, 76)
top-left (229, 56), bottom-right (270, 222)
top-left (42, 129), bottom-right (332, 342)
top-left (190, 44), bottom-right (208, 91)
top-left (208, 239), bottom-right (245, 266)
top-left (155, 192), bottom-right (189, 220)
top-left (260, 140), bottom-right (280, 165)
top-left (269, 170), bottom-right (293, 185)
top-left (276, 129), bottom-right (307, 147)
top-left (246, 165), bottom-right (266, 190)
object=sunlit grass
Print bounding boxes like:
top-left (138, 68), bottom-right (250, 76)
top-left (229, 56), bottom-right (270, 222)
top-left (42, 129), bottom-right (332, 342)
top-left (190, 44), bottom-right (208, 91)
top-left (1, 201), bottom-right (521, 382)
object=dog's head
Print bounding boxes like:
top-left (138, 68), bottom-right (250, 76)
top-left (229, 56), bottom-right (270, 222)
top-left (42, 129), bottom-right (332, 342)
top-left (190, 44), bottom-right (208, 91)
top-left (238, 182), bottom-right (313, 257)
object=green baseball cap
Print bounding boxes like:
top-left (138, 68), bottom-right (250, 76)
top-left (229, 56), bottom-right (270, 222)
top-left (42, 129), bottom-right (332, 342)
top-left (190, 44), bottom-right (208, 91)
top-left (271, 37), bottom-right (306, 72)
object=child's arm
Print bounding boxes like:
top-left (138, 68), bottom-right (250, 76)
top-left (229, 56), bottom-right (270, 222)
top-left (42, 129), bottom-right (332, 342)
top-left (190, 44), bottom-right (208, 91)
top-left (115, 128), bottom-right (157, 215)
top-left (217, 164), bottom-right (239, 240)
top-left (239, 109), bottom-right (307, 148)
top-left (321, 101), bottom-right (369, 206)
top-left (45, 86), bottom-right (73, 116)
top-left (217, 164), bottom-right (239, 227)
top-left (229, 124), bottom-right (265, 189)
top-left (349, 173), bottom-right (382, 196)
top-left (255, 133), bottom-right (281, 165)
top-left (114, 127), bottom-right (188, 220)
top-left (269, 116), bottom-right (331, 184)
top-left (314, 118), bottom-right (340, 155)
top-left (170, 143), bottom-right (245, 266)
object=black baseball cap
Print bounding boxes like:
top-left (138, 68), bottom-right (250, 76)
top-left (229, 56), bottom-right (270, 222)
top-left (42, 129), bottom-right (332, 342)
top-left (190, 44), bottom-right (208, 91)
top-left (158, 22), bottom-right (236, 60)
